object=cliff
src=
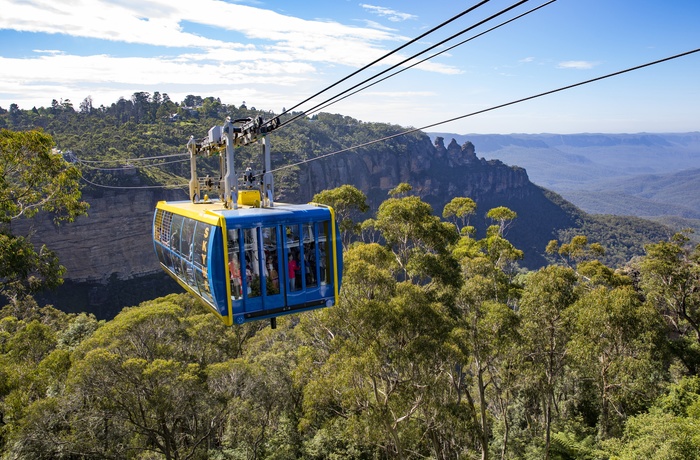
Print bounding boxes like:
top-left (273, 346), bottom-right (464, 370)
top-left (13, 188), bottom-right (185, 282)
top-left (297, 136), bottom-right (532, 208)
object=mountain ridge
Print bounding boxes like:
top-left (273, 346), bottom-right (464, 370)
top-left (428, 131), bottom-right (700, 222)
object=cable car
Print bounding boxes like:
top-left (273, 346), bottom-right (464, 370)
top-left (152, 117), bottom-right (342, 327)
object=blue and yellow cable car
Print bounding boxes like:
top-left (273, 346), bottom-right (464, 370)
top-left (152, 117), bottom-right (342, 327)
top-left (153, 200), bottom-right (342, 326)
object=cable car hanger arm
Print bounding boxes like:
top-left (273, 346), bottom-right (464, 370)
top-left (186, 116), bottom-right (280, 209)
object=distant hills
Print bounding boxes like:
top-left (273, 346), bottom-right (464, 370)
top-left (428, 132), bottom-right (700, 230)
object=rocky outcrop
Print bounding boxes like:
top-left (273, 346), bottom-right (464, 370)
top-left (296, 134), bottom-right (532, 211)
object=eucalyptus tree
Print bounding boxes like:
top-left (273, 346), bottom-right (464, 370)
top-left (604, 377), bottom-right (700, 458)
top-left (638, 232), bottom-right (700, 374)
top-left (443, 196), bottom-right (477, 236)
top-left (0, 129), bottom-right (88, 307)
top-left (519, 265), bottom-right (578, 460)
top-left (312, 184), bottom-right (369, 250)
top-left (373, 184), bottom-right (459, 285)
top-left (446, 207), bottom-right (523, 460)
top-left (569, 285), bottom-right (666, 438)
top-left (298, 240), bottom-right (456, 459)
top-left (7, 295), bottom-right (243, 459)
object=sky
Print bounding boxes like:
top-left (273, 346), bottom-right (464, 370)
top-left (0, 0), bottom-right (698, 134)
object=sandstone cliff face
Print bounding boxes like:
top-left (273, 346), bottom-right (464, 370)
top-left (17, 133), bottom-right (548, 284)
top-left (296, 135), bottom-right (532, 210)
top-left (14, 188), bottom-right (184, 282)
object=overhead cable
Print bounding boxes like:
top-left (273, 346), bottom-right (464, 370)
top-left (270, 48), bottom-right (700, 173)
top-left (75, 152), bottom-right (188, 164)
top-left (277, 0), bottom-right (533, 130)
top-left (308, 0), bottom-right (556, 118)
top-left (78, 157), bottom-right (189, 171)
top-left (79, 172), bottom-right (189, 191)
top-left (268, 0), bottom-right (493, 124)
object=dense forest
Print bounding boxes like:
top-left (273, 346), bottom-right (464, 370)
top-left (1, 94), bottom-right (700, 459)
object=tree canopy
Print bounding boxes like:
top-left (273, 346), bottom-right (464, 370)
top-left (0, 129), bottom-right (88, 306)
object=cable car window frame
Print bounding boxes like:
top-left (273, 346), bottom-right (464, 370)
top-left (262, 226), bottom-right (281, 296)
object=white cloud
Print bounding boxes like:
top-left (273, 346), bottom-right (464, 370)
top-left (360, 4), bottom-right (417, 22)
top-left (365, 90), bottom-right (435, 98)
top-left (0, 0), bottom-right (461, 116)
top-left (557, 60), bottom-right (599, 70)
top-left (0, 0), bottom-right (398, 50)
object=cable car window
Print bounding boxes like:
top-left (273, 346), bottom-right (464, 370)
top-left (154, 209), bottom-right (164, 242)
top-left (286, 225), bottom-right (301, 291)
top-left (170, 214), bottom-right (184, 277)
top-left (181, 219), bottom-right (196, 284)
top-left (303, 223), bottom-right (317, 288)
top-left (244, 228), bottom-right (261, 298)
top-left (319, 222), bottom-right (330, 285)
top-left (193, 224), bottom-right (213, 304)
top-left (153, 210), bottom-right (173, 269)
top-left (263, 227), bottom-right (280, 295)
top-left (228, 229), bottom-right (242, 300)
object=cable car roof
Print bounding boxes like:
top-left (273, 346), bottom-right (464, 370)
top-left (156, 200), bottom-right (333, 228)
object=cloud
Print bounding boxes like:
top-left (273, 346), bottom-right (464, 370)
top-left (557, 60), bottom-right (599, 70)
top-left (0, 0), bottom-right (398, 50)
top-left (0, 0), bottom-right (461, 114)
top-left (364, 90), bottom-right (435, 98)
top-left (519, 57), bottom-right (535, 63)
top-left (360, 4), bottom-right (417, 22)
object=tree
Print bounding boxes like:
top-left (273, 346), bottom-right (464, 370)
top-left (604, 377), bottom-right (700, 459)
top-left (373, 192), bottom-right (458, 284)
top-left (8, 296), bottom-right (237, 459)
top-left (312, 185), bottom-right (369, 249)
top-left (78, 96), bottom-right (93, 114)
top-left (519, 265), bottom-right (578, 460)
top-left (0, 129), bottom-right (88, 305)
top-left (546, 235), bottom-right (605, 270)
top-left (443, 196), bottom-right (476, 235)
top-left (569, 285), bottom-right (666, 438)
top-left (0, 129), bottom-right (88, 225)
top-left (638, 232), bottom-right (700, 373)
top-left (486, 206), bottom-right (517, 237)
top-left (0, 233), bottom-right (64, 305)
top-left (388, 182), bottom-right (413, 198)
top-left (448, 223), bottom-right (523, 460)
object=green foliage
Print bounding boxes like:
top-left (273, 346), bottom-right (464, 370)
top-left (443, 196), bottom-right (477, 234)
top-left (312, 185), bottom-right (369, 249)
top-left (373, 194), bottom-right (459, 283)
top-left (0, 129), bottom-right (88, 225)
top-left (638, 232), bottom-right (700, 374)
top-left (486, 206), bottom-right (517, 236)
top-left (569, 285), bottom-right (667, 438)
top-left (558, 214), bottom-right (672, 268)
top-left (0, 129), bottom-right (89, 307)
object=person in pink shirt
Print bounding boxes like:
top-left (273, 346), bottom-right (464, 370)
top-left (288, 253), bottom-right (299, 291)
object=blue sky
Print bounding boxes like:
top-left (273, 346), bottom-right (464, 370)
top-left (0, 0), bottom-right (698, 134)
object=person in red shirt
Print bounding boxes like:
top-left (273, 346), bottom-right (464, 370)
top-left (288, 253), bottom-right (299, 291)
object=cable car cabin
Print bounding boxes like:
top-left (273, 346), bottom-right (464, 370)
top-left (153, 200), bottom-right (342, 326)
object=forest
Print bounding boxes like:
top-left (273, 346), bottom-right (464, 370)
top-left (1, 94), bottom-right (700, 459)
